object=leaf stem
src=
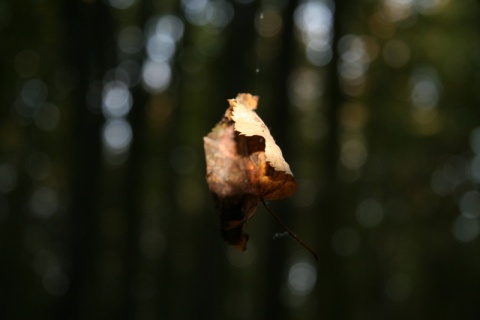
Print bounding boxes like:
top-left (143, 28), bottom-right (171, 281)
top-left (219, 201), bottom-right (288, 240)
top-left (261, 199), bottom-right (319, 261)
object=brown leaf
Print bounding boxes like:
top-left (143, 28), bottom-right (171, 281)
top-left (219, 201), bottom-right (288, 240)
top-left (203, 93), bottom-right (297, 250)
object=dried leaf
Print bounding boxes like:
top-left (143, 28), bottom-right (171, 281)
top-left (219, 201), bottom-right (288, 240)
top-left (203, 93), bottom-right (297, 250)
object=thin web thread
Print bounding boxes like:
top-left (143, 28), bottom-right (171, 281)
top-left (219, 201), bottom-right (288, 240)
top-left (253, 11), bottom-right (263, 93)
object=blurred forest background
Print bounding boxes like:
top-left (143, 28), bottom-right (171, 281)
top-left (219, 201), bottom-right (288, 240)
top-left (1, 0), bottom-right (480, 319)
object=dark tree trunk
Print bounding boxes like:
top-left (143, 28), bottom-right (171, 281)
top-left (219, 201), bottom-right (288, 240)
top-left (315, 0), bottom-right (346, 318)
top-left (59, 2), bottom-right (115, 319)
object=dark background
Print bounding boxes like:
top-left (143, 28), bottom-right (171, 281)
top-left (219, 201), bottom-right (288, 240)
top-left (1, 0), bottom-right (480, 319)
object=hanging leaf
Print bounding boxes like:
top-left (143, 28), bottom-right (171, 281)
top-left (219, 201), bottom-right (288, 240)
top-left (203, 93), bottom-right (297, 250)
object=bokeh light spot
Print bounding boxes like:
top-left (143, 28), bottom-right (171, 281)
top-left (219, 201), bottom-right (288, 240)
top-left (356, 198), bottom-right (384, 227)
top-left (182, 0), bottom-right (233, 27)
top-left (102, 81), bottom-right (132, 118)
top-left (294, 1), bottom-right (332, 38)
top-left (116, 60), bottom-right (142, 88)
top-left (306, 43), bottom-right (332, 66)
top-left (459, 190), bottom-right (480, 219)
top-left (469, 127), bottom-right (480, 154)
top-left (411, 79), bottom-right (438, 109)
top-left (154, 15), bottom-right (184, 42)
top-left (294, 1), bottom-right (333, 66)
top-left (118, 26), bottom-right (144, 54)
top-left (18, 79), bottom-right (48, 118)
top-left (452, 215), bottom-right (479, 242)
top-left (287, 261), bottom-right (317, 296)
top-left (102, 118), bottom-right (133, 153)
top-left (410, 68), bottom-right (441, 110)
top-left (35, 102), bottom-right (60, 131)
top-left (289, 68), bottom-right (323, 110)
top-left (416, 0), bottom-right (449, 15)
top-left (431, 156), bottom-right (467, 196)
top-left (29, 186), bottom-right (59, 218)
top-left (337, 34), bottom-right (370, 88)
top-left (381, 0), bottom-right (414, 22)
top-left (142, 60), bottom-right (171, 93)
top-left (147, 33), bottom-right (175, 62)
top-left (340, 138), bottom-right (368, 169)
top-left (255, 8), bottom-right (283, 38)
top-left (470, 154), bottom-right (480, 183)
top-left (383, 39), bottom-right (410, 68)
top-left (43, 264), bottom-right (69, 296)
top-left (107, 0), bottom-right (136, 10)
top-left (340, 102), bottom-right (369, 131)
